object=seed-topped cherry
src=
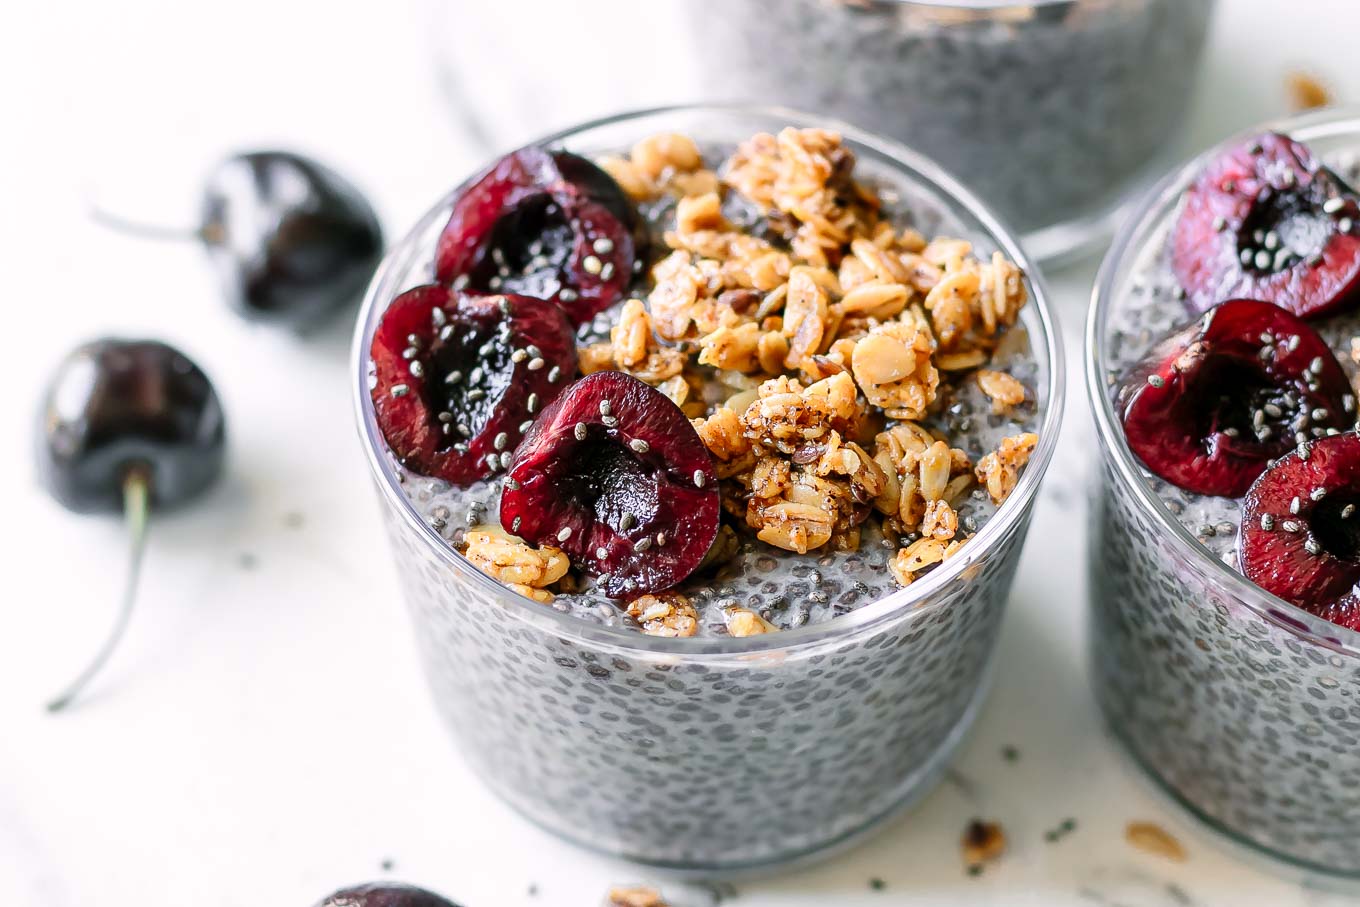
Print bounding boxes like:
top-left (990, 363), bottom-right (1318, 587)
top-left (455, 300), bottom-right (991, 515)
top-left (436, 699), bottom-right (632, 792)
top-left (500, 371), bottom-right (720, 599)
top-left (434, 147), bottom-right (644, 327)
top-left (1119, 299), bottom-right (1353, 497)
top-left (370, 286), bottom-right (577, 485)
top-left (37, 339), bottom-right (227, 711)
top-left (1240, 432), bottom-right (1360, 631)
top-left (315, 883), bottom-right (462, 907)
top-left (93, 151), bottom-right (383, 329)
top-left (1172, 132), bottom-right (1360, 319)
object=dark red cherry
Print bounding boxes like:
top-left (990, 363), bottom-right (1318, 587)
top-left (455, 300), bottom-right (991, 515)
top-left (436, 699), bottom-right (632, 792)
top-left (1119, 299), bottom-right (1353, 497)
top-left (36, 339), bottom-right (227, 711)
top-left (201, 151), bottom-right (384, 327)
top-left (1172, 132), bottom-right (1360, 319)
top-left (434, 148), bottom-right (641, 327)
top-left (38, 340), bottom-right (226, 514)
top-left (1240, 432), bottom-right (1360, 631)
top-left (370, 286), bottom-right (576, 485)
top-left (500, 371), bottom-right (719, 599)
top-left (93, 151), bottom-right (383, 329)
top-left (315, 883), bottom-right (462, 907)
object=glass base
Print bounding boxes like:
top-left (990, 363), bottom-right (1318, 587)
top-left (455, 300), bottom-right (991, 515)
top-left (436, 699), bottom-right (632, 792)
top-left (457, 655), bottom-right (998, 879)
top-left (1100, 701), bottom-right (1360, 892)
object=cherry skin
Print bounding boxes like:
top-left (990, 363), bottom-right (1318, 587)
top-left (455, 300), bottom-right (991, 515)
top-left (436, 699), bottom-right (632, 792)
top-left (38, 339), bottom-right (226, 514)
top-left (201, 151), bottom-right (384, 328)
top-left (315, 883), bottom-right (462, 907)
top-left (36, 338), bottom-right (226, 711)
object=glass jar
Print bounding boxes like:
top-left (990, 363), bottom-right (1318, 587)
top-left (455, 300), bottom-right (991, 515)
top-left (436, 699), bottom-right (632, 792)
top-left (428, 0), bottom-right (1215, 263)
top-left (1086, 107), bottom-right (1360, 881)
top-left (354, 105), bottom-right (1064, 872)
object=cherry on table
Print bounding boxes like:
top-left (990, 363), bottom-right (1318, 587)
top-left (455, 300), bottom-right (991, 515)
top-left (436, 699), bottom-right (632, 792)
top-left (37, 339), bottom-right (226, 711)
top-left (315, 883), bottom-right (461, 907)
top-left (93, 151), bottom-right (383, 329)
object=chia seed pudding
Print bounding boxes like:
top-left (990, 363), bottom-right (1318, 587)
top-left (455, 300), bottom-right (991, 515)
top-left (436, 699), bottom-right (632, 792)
top-left (375, 128), bottom-right (1042, 636)
top-left (1088, 110), bottom-right (1360, 878)
top-left (685, 0), bottom-right (1214, 258)
top-left (356, 106), bottom-right (1061, 870)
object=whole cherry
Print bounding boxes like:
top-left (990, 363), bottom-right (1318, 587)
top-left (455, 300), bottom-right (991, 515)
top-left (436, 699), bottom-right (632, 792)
top-left (314, 883), bottom-right (462, 907)
top-left (93, 151), bottom-right (383, 329)
top-left (37, 339), bottom-right (226, 711)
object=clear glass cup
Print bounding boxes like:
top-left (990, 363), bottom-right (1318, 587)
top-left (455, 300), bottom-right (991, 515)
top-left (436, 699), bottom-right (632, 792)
top-left (354, 104), bottom-right (1064, 872)
top-left (427, 0), bottom-right (1215, 264)
top-left (1087, 107), bottom-right (1360, 881)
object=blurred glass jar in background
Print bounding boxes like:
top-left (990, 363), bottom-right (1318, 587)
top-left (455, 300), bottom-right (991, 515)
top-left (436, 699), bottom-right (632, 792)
top-left (429, 0), bottom-right (1214, 262)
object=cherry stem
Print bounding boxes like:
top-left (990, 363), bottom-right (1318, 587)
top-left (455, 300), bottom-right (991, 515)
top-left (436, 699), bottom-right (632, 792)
top-left (46, 468), bottom-right (152, 713)
top-left (87, 204), bottom-right (205, 243)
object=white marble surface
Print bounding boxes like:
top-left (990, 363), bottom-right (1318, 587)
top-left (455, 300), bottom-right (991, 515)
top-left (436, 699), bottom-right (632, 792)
top-left (5, 2), bottom-right (1360, 905)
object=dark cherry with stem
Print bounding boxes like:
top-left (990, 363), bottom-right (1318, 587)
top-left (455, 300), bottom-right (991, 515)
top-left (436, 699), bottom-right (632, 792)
top-left (37, 339), bottom-right (226, 711)
top-left (92, 151), bottom-right (383, 329)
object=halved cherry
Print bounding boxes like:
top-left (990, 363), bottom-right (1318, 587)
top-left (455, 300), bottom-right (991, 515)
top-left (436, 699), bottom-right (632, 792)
top-left (434, 148), bottom-right (643, 327)
top-left (499, 371), bottom-right (719, 599)
top-left (1172, 132), bottom-right (1360, 319)
top-left (1240, 432), bottom-right (1360, 631)
top-left (1119, 298), bottom-right (1353, 497)
top-left (370, 286), bottom-right (576, 485)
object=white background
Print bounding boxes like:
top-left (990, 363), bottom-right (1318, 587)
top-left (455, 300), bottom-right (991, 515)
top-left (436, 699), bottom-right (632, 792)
top-left (4, 2), bottom-right (1360, 905)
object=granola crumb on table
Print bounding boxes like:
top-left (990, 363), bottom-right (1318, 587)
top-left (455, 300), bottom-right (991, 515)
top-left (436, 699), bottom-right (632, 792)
top-left (606, 887), bottom-right (669, 907)
top-left (474, 127), bottom-right (1040, 615)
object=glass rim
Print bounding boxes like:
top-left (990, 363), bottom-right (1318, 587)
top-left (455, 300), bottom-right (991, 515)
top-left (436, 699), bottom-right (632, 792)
top-left (1085, 104), bottom-right (1360, 656)
top-left (864, 0), bottom-right (1071, 8)
top-left (352, 101), bottom-right (1065, 656)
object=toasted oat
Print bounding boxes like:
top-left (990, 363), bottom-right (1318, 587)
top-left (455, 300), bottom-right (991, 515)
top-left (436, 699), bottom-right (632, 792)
top-left (611, 299), bottom-right (653, 368)
top-left (463, 527), bottom-right (569, 592)
top-left (632, 133), bottom-right (702, 180)
top-left (507, 583), bottom-right (554, 604)
top-left (698, 322), bottom-right (763, 373)
top-left (889, 537), bottom-right (947, 585)
top-left (961, 819), bottom-right (1007, 871)
top-left (627, 592), bottom-right (699, 638)
top-left (1125, 821), bottom-right (1187, 862)
top-left (607, 886), bottom-right (669, 907)
top-left (676, 191), bottom-right (726, 234)
top-left (921, 499), bottom-right (959, 541)
top-left (976, 432), bottom-right (1039, 504)
top-left (781, 268), bottom-right (830, 369)
top-left (578, 341), bottom-right (617, 375)
top-left (692, 406), bottom-right (752, 463)
top-left (725, 607), bottom-right (778, 637)
top-left (851, 320), bottom-right (939, 419)
top-left (975, 369), bottom-right (1026, 413)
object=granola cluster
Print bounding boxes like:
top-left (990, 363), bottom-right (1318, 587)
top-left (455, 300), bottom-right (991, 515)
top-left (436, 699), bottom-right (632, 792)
top-left (463, 526), bottom-right (570, 603)
top-left (590, 128), bottom-right (1039, 599)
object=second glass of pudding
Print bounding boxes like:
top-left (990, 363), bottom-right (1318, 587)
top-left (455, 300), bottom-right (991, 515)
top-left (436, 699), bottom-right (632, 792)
top-left (355, 105), bottom-right (1062, 872)
top-left (1088, 107), bottom-right (1360, 880)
